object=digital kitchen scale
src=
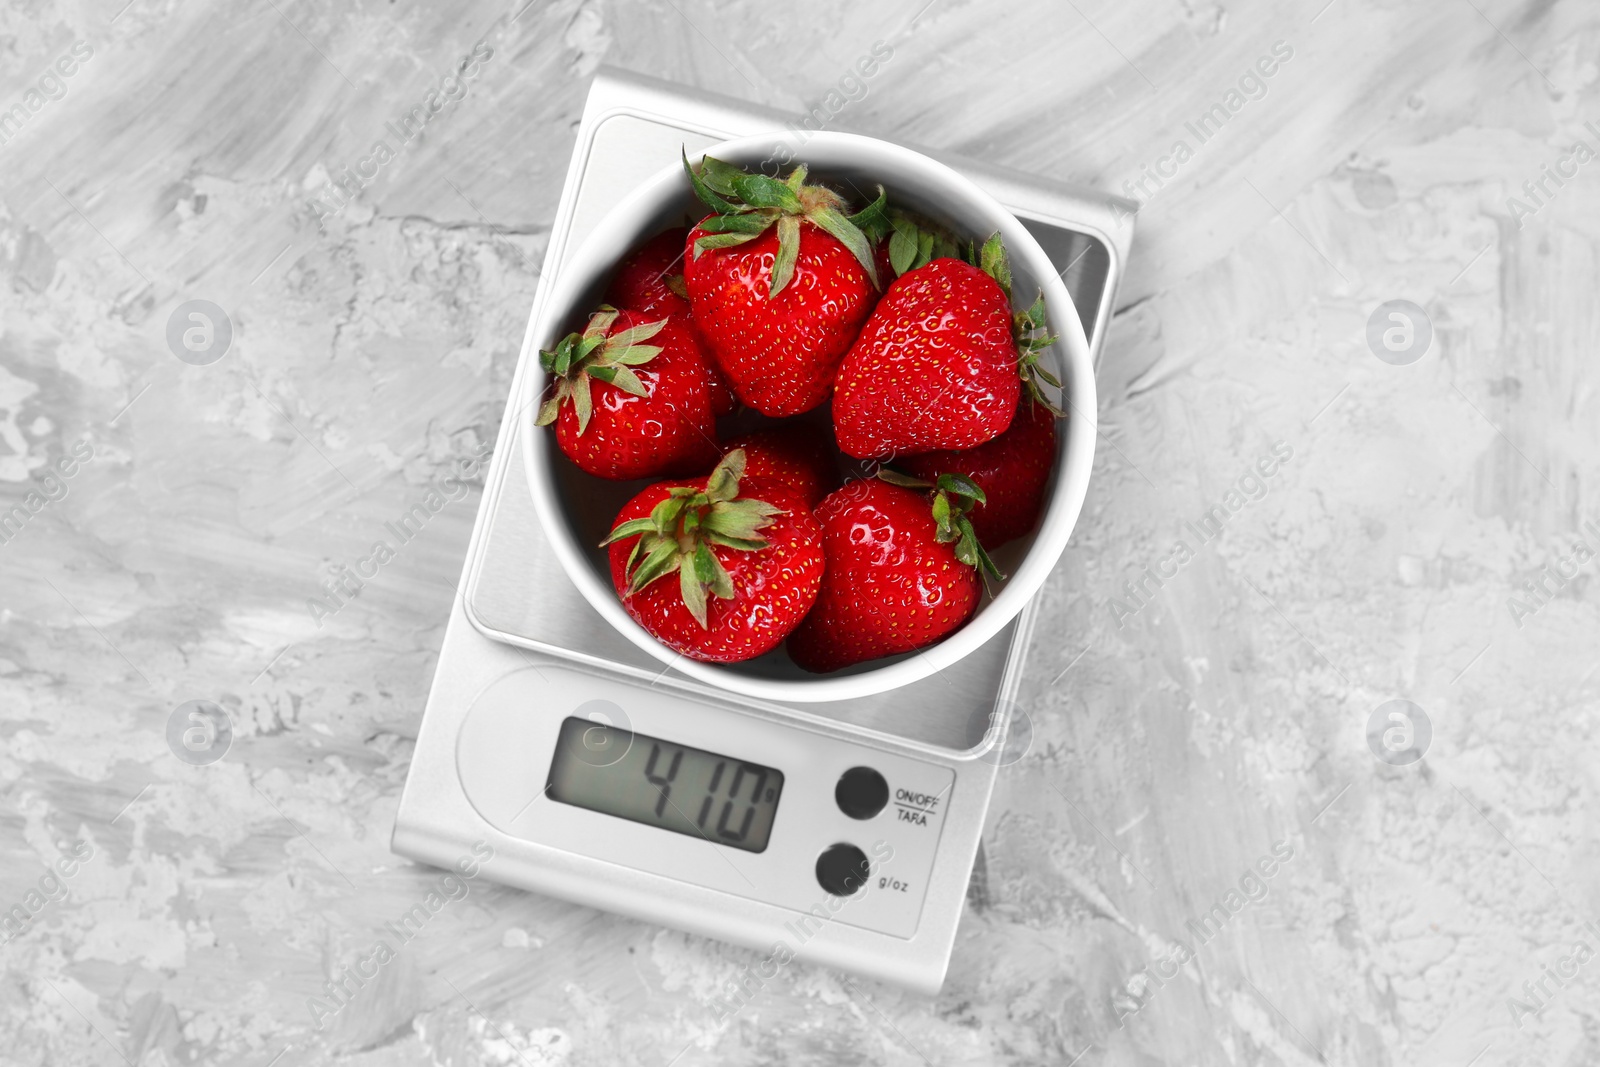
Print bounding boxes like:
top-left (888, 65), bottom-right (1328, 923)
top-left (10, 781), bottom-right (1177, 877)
top-left (391, 69), bottom-right (1132, 994)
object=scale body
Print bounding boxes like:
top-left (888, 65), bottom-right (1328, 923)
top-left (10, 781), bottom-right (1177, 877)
top-left (391, 69), bottom-right (1132, 994)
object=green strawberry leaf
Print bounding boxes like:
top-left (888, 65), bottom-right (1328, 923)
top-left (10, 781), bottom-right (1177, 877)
top-left (572, 336), bottom-right (605, 369)
top-left (846, 185), bottom-right (890, 240)
top-left (954, 516), bottom-right (1005, 582)
top-left (697, 155), bottom-right (747, 198)
top-left (602, 518), bottom-right (659, 545)
top-left (810, 206), bottom-right (881, 290)
top-left (679, 558), bottom-right (709, 628)
top-left (878, 210), bottom-right (964, 277)
top-left (770, 216), bottom-right (801, 298)
top-left (650, 494), bottom-right (689, 532)
top-left (571, 373), bottom-right (594, 435)
top-left (610, 344), bottom-right (662, 367)
top-left (1014, 293), bottom-right (1067, 416)
top-left (875, 467), bottom-right (931, 489)
top-left (732, 172), bottom-right (803, 212)
top-left (684, 151), bottom-right (741, 214)
top-left (584, 306), bottom-right (620, 340)
top-left (695, 542), bottom-right (735, 600)
top-left (705, 448), bottom-right (746, 502)
top-left (605, 365), bottom-right (649, 398)
top-left (704, 531), bottom-right (768, 552)
top-left (606, 318), bottom-right (667, 348)
top-left (978, 232), bottom-right (1011, 298)
top-left (534, 394), bottom-right (562, 427)
top-left (697, 213), bottom-right (775, 236)
top-left (936, 472), bottom-right (986, 506)
top-left (630, 538), bottom-right (682, 592)
top-left (1023, 374), bottom-right (1068, 417)
top-left (924, 474), bottom-right (1007, 583)
top-left (888, 220), bottom-right (918, 277)
top-left (692, 231), bottom-right (762, 257)
top-left (703, 499), bottom-right (779, 542)
top-left (551, 337), bottom-right (576, 378)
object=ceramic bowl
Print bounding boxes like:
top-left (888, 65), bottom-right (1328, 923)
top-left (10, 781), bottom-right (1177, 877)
top-left (522, 131), bottom-right (1095, 703)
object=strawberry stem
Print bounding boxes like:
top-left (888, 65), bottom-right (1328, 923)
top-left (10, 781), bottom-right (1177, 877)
top-left (931, 473), bottom-right (1005, 583)
top-left (976, 233), bottom-right (1012, 298)
top-left (683, 150), bottom-right (883, 297)
top-left (1015, 295), bottom-right (1066, 416)
top-left (602, 449), bottom-right (783, 628)
top-left (875, 468), bottom-right (1006, 583)
top-left (874, 467), bottom-right (932, 490)
top-left (537, 306), bottom-right (667, 435)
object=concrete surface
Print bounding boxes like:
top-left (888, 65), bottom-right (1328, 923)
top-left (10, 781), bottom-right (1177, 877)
top-left (1, 0), bottom-right (1597, 1064)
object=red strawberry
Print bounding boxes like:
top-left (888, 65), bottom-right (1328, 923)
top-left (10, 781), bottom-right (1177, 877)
top-left (681, 154), bottom-right (883, 418)
top-left (832, 234), bottom-right (1062, 459)
top-left (604, 449), bottom-right (824, 663)
top-left (721, 426), bottom-right (837, 509)
top-left (536, 306), bottom-right (719, 481)
top-left (787, 475), bottom-right (1001, 673)
top-left (606, 228), bottom-right (736, 416)
top-left (606, 228), bottom-right (693, 320)
top-left (900, 400), bottom-right (1057, 548)
top-left (870, 237), bottom-right (894, 292)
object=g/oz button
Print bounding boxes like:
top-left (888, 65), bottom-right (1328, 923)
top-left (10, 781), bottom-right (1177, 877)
top-left (835, 766), bottom-right (889, 820)
top-left (815, 843), bottom-right (871, 897)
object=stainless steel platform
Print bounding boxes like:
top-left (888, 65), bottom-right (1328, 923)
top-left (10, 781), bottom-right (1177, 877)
top-left (461, 69), bottom-right (1133, 750)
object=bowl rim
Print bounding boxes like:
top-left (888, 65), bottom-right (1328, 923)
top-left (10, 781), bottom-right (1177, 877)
top-left (521, 130), bottom-right (1097, 703)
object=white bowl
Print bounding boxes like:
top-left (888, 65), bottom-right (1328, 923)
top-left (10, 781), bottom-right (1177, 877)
top-left (522, 132), bottom-right (1095, 703)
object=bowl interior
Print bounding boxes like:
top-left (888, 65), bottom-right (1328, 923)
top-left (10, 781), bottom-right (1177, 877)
top-left (529, 135), bottom-right (1086, 695)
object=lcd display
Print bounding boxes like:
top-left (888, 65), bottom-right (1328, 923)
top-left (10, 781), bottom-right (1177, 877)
top-left (545, 717), bottom-right (784, 853)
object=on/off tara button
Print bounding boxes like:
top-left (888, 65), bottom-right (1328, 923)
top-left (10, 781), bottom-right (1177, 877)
top-left (834, 766), bottom-right (889, 820)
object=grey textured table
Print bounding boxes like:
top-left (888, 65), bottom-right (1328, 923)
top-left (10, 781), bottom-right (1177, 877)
top-left (2, 1), bottom-right (1596, 1064)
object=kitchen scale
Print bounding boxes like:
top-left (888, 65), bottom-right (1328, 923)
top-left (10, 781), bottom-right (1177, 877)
top-left (391, 68), bottom-right (1132, 994)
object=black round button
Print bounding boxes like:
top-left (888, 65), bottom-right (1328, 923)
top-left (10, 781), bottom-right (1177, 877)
top-left (815, 843), bottom-right (871, 897)
top-left (835, 766), bottom-right (889, 820)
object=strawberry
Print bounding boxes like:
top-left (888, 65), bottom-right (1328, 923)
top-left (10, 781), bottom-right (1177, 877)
top-left (787, 475), bottom-right (1001, 673)
top-left (899, 400), bottom-right (1057, 548)
top-left (606, 227), bottom-right (694, 320)
top-left (721, 425), bottom-right (837, 509)
top-left (536, 306), bottom-right (720, 481)
top-left (681, 154), bottom-right (883, 418)
top-left (603, 449), bottom-right (824, 663)
top-left (606, 228), bottom-right (736, 416)
top-left (832, 234), bottom-right (1062, 459)
top-left (869, 235), bottom-right (895, 293)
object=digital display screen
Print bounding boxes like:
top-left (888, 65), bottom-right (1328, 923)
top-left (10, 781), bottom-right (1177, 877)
top-left (545, 717), bottom-right (784, 853)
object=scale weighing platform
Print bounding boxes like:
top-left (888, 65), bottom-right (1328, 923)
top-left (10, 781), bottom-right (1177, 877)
top-left (391, 69), bottom-right (1132, 994)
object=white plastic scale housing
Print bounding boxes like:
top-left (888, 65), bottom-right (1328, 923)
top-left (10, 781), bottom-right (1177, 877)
top-left (391, 69), bottom-right (1132, 994)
